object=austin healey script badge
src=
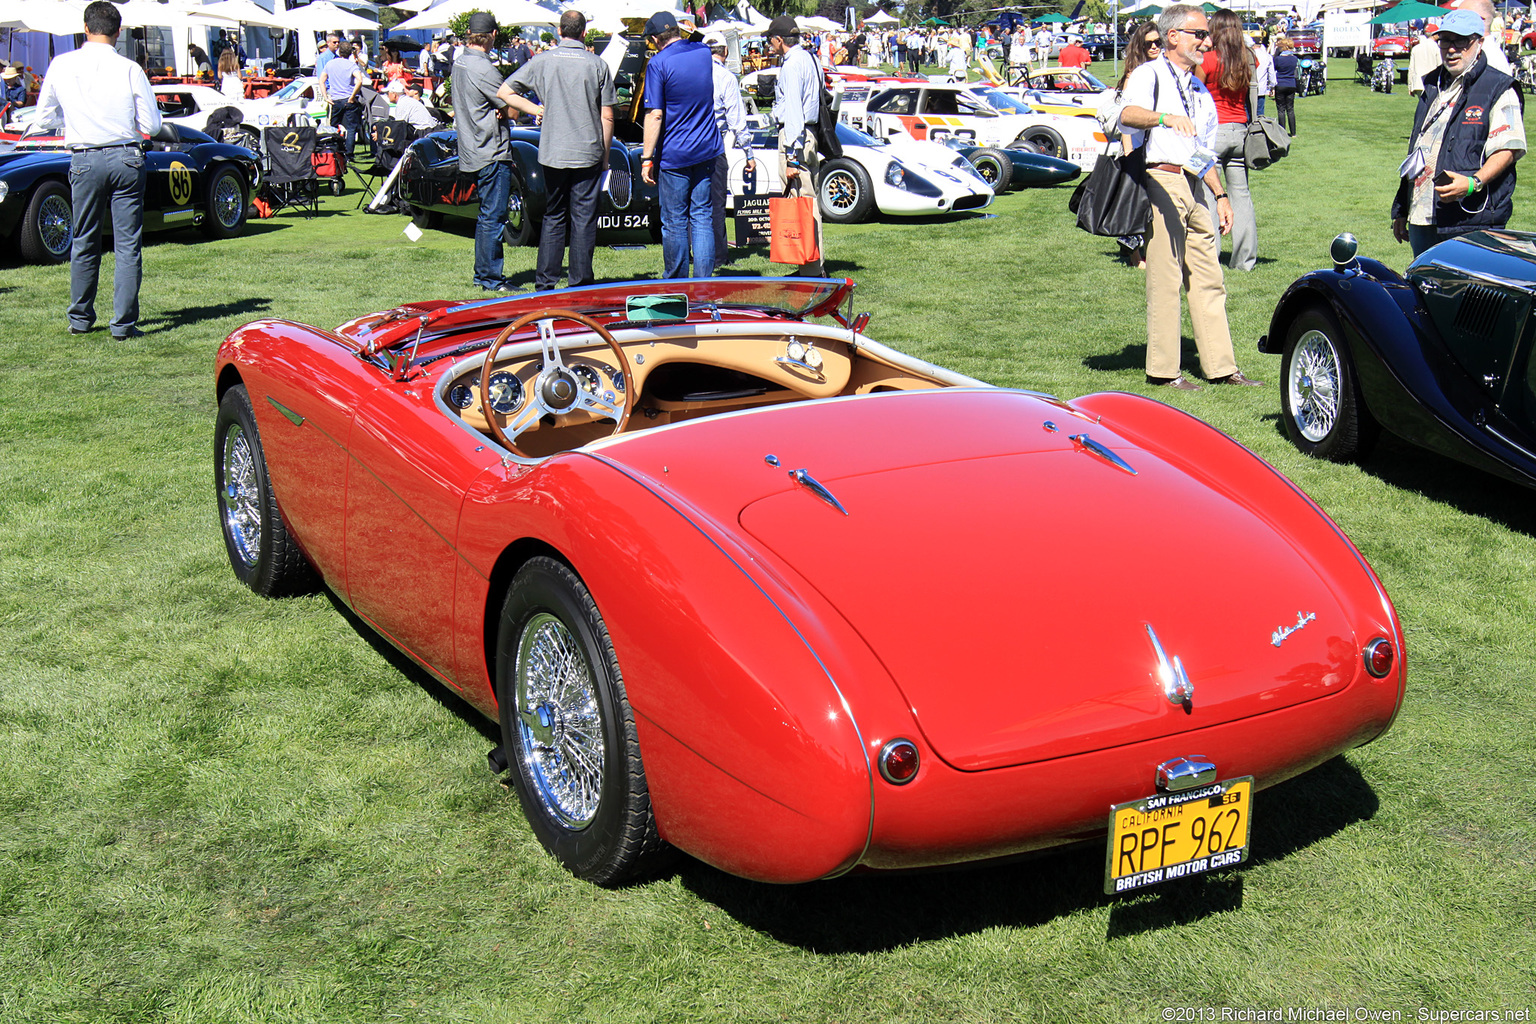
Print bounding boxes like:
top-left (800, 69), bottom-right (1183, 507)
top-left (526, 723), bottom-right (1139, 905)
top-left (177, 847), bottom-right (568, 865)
top-left (1270, 611), bottom-right (1316, 648)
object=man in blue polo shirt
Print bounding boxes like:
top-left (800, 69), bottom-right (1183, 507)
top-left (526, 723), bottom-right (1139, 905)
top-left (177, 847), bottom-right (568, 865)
top-left (640, 10), bottom-right (723, 278)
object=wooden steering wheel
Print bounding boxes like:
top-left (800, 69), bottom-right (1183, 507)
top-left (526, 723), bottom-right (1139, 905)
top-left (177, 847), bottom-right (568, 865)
top-left (479, 308), bottom-right (634, 457)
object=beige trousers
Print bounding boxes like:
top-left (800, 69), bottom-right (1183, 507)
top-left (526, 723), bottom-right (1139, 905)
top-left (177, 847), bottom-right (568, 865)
top-left (1143, 167), bottom-right (1237, 381)
top-left (778, 131), bottom-right (824, 277)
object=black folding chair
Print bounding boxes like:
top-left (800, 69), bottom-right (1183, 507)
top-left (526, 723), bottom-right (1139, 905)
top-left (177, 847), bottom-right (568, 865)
top-left (355, 117), bottom-right (418, 210)
top-left (260, 124), bottom-right (320, 218)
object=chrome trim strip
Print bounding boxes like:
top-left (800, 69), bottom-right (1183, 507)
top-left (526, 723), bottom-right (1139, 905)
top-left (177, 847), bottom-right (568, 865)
top-left (265, 395), bottom-right (305, 426)
top-left (789, 468), bottom-right (849, 515)
top-left (1483, 421), bottom-right (1536, 463)
top-left (1069, 432), bottom-right (1137, 475)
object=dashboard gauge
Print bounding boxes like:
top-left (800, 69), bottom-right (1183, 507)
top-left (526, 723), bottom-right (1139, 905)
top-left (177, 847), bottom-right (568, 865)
top-left (448, 383), bottom-right (475, 410)
top-left (572, 364), bottom-right (602, 394)
top-left (486, 371), bottom-right (524, 415)
top-left (611, 369), bottom-right (625, 393)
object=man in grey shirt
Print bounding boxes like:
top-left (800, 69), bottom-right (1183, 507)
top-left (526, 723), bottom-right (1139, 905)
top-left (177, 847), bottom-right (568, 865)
top-left (452, 12), bottom-right (515, 292)
top-left (505, 10), bottom-right (616, 291)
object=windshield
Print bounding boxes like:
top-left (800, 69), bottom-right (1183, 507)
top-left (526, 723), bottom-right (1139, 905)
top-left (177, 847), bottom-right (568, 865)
top-left (836, 122), bottom-right (886, 147)
top-left (271, 81), bottom-right (307, 101)
top-left (1073, 70), bottom-right (1108, 91)
top-left (975, 89), bottom-right (1034, 114)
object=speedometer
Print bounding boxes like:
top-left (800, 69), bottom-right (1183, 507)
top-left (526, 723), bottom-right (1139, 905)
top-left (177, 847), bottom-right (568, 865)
top-left (572, 365), bottom-right (602, 394)
top-left (486, 371), bottom-right (524, 415)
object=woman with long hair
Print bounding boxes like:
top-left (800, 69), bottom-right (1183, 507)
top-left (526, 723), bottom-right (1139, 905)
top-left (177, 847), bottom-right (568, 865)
top-left (1197, 8), bottom-right (1258, 271)
top-left (1111, 20), bottom-right (1163, 268)
top-left (217, 49), bottom-right (242, 99)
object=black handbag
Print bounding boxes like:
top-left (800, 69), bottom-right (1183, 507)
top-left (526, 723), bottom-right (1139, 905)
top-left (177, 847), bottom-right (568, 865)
top-left (1070, 146), bottom-right (1151, 237)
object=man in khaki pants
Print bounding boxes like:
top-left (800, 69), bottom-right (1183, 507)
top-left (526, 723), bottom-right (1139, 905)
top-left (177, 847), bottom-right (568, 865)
top-left (1118, 4), bottom-right (1264, 391)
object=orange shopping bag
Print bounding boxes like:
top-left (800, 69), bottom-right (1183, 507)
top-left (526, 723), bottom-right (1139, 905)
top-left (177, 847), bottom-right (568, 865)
top-left (768, 194), bottom-right (819, 265)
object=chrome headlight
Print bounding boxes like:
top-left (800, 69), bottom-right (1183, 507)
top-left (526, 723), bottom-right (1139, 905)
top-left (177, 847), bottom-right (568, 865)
top-left (0, 180), bottom-right (9, 203)
top-left (883, 161), bottom-right (942, 197)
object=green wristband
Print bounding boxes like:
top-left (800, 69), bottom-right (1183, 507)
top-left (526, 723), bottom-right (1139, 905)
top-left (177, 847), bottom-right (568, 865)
top-left (1467, 176), bottom-right (1476, 197)
top-left (1158, 113), bottom-right (1165, 126)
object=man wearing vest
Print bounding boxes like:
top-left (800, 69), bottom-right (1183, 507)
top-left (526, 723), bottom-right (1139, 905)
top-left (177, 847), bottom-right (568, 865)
top-left (1392, 8), bottom-right (1525, 256)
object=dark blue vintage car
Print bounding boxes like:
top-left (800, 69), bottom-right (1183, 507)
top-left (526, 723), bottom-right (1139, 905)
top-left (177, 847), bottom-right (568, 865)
top-left (1262, 231), bottom-right (1536, 490)
top-left (397, 129), bottom-right (657, 246)
top-left (0, 123), bottom-right (259, 264)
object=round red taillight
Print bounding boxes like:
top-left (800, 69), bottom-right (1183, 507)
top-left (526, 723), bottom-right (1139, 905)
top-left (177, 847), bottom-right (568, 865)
top-left (1364, 638), bottom-right (1394, 678)
top-left (879, 739), bottom-right (919, 785)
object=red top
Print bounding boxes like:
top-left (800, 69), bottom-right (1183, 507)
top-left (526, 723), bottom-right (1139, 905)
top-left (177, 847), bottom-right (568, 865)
top-left (1201, 50), bottom-right (1248, 124)
top-left (1058, 43), bottom-right (1090, 68)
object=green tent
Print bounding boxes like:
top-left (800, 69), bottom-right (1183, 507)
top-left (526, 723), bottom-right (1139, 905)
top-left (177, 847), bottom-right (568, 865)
top-left (1035, 12), bottom-right (1071, 22)
top-left (921, 15), bottom-right (950, 25)
top-left (1201, 2), bottom-right (1220, 10)
top-left (1368, 1), bottom-right (1448, 23)
top-left (1131, 5), bottom-right (1164, 16)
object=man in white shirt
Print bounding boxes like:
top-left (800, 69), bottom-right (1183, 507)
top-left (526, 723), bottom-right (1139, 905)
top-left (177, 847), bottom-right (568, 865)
top-left (1119, 4), bottom-right (1263, 390)
top-left (1408, 24), bottom-right (1441, 96)
top-left (34, 0), bottom-right (161, 339)
top-left (386, 80), bottom-right (437, 132)
top-left (706, 31), bottom-right (752, 270)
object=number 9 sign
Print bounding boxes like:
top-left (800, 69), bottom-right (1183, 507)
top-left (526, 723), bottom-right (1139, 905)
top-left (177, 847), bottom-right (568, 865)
top-left (168, 160), bottom-right (193, 205)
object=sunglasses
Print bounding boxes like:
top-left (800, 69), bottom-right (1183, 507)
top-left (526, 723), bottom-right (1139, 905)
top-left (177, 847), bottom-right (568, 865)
top-left (1146, 37), bottom-right (1162, 47)
top-left (1173, 28), bottom-right (1211, 39)
top-left (1437, 33), bottom-right (1477, 49)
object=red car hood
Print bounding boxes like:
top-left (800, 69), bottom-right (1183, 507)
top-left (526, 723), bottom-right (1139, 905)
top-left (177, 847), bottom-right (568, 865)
top-left (593, 389), bottom-right (1367, 771)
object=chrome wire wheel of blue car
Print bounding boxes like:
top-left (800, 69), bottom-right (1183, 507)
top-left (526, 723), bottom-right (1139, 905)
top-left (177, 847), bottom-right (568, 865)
top-left (202, 165), bottom-right (248, 239)
top-left (1280, 304), bottom-right (1377, 462)
top-left (19, 179), bottom-right (73, 264)
top-left (495, 557), bottom-right (666, 884)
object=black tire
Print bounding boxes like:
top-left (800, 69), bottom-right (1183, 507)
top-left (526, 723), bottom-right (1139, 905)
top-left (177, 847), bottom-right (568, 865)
top-left (504, 168), bottom-right (534, 247)
top-left (816, 157), bottom-right (875, 223)
top-left (18, 179), bottom-right (72, 264)
top-left (1279, 304), bottom-right (1379, 462)
top-left (969, 147), bottom-right (1014, 194)
top-left (1018, 126), bottom-right (1068, 161)
top-left (201, 164), bottom-right (248, 239)
top-left (214, 384), bottom-right (320, 597)
top-left (495, 556), bottom-right (665, 885)
top-left (410, 205), bottom-right (444, 230)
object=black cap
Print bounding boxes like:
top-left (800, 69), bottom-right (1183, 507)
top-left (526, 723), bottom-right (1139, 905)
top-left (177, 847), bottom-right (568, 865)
top-left (643, 10), bottom-right (677, 36)
top-left (767, 15), bottom-right (799, 39)
top-left (467, 11), bottom-right (497, 34)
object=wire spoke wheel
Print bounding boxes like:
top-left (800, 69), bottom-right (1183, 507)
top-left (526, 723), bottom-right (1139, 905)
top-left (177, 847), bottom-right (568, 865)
top-left (515, 612), bottom-right (605, 829)
top-left (1289, 329), bottom-right (1341, 443)
top-left (39, 193), bottom-right (72, 256)
top-left (220, 422), bottom-right (261, 568)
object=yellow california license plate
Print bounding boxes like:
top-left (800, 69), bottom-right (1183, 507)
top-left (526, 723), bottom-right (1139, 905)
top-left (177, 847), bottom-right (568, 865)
top-left (1104, 777), bottom-right (1253, 894)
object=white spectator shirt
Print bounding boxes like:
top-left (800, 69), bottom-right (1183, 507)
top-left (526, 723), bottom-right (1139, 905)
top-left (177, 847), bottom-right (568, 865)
top-left (35, 41), bottom-right (161, 148)
top-left (1120, 55), bottom-right (1218, 175)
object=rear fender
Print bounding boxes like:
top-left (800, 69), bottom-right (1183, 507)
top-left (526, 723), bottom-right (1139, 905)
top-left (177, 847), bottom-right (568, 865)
top-left (456, 456), bottom-right (876, 883)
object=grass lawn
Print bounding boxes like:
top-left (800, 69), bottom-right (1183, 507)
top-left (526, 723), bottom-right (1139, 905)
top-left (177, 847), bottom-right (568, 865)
top-left (2, 66), bottom-right (1534, 1023)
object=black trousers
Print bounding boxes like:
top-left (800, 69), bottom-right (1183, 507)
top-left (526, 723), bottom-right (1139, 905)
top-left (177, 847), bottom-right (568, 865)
top-left (537, 163), bottom-right (602, 291)
top-left (330, 99), bottom-right (363, 157)
top-left (1274, 88), bottom-right (1297, 135)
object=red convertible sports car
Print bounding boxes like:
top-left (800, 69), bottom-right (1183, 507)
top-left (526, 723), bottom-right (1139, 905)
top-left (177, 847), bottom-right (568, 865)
top-left (214, 278), bottom-right (1406, 891)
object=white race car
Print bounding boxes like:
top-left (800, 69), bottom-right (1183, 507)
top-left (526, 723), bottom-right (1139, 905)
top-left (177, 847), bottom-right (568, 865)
top-left (149, 78), bottom-right (331, 137)
top-left (727, 121), bottom-right (994, 223)
top-left (840, 81), bottom-right (1108, 170)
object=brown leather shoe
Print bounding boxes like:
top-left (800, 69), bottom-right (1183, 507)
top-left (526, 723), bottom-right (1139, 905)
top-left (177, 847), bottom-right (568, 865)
top-left (1147, 374), bottom-right (1203, 391)
top-left (1212, 370), bottom-right (1266, 386)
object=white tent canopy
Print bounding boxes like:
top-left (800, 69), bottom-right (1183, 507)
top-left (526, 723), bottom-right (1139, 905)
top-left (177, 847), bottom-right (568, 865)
top-left (196, 0), bottom-right (292, 29)
top-left (862, 9), bottom-right (898, 24)
top-left (283, 0), bottom-right (377, 32)
top-left (115, 0), bottom-right (239, 29)
top-left (0, 0), bottom-right (86, 35)
top-left (394, 0), bottom-right (560, 30)
top-left (797, 15), bottom-right (840, 31)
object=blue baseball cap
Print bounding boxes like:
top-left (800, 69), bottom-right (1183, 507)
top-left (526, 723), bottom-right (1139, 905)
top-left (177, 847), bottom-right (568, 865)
top-left (1434, 9), bottom-right (1485, 38)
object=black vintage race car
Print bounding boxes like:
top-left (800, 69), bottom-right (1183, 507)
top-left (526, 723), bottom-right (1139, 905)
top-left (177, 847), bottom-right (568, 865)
top-left (0, 123), bottom-right (258, 264)
top-left (397, 129), bottom-right (657, 246)
top-left (1263, 231), bottom-right (1536, 490)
